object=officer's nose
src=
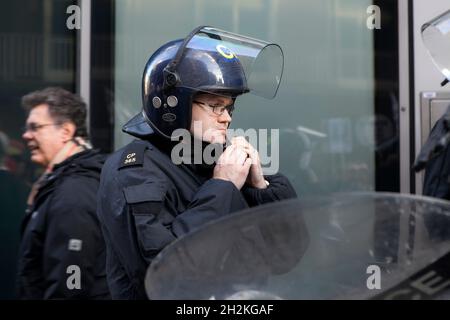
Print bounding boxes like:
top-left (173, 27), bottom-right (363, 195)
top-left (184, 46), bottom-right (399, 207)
top-left (218, 109), bottom-right (232, 123)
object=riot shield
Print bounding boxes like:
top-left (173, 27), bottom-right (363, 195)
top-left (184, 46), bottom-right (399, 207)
top-left (145, 193), bottom-right (450, 299)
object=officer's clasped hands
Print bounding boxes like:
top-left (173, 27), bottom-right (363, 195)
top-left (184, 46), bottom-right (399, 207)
top-left (213, 137), bottom-right (267, 190)
top-left (232, 137), bottom-right (267, 189)
top-left (213, 143), bottom-right (252, 189)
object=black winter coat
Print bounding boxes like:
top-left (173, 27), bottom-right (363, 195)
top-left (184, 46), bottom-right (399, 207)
top-left (97, 138), bottom-right (298, 299)
top-left (421, 116), bottom-right (450, 199)
top-left (417, 115), bottom-right (450, 241)
top-left (17, 150), bottom-right (110, 299)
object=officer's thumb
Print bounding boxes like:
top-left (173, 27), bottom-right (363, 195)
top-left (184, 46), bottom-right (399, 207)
top-left (243, 158), bottom-right (252, 171)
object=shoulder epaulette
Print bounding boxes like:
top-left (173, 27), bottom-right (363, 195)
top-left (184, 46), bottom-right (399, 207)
top-left (119, 140), bottom-right (151, 169)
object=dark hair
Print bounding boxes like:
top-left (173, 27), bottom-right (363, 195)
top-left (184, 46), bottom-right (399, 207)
top-left (21, 87), bottom-right (88, 139)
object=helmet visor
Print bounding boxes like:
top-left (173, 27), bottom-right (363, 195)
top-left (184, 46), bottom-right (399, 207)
top-left (170, 27), bottom-right (284, 99)
top-left (421, 10), bottom-right (450, 83)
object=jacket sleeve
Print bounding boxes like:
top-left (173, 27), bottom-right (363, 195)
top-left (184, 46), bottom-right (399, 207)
top-left (241, 173), bottom-right (298, 207)
top-left (172, 178), bottom-right (249, 235)
top-left (423, 145), bottom-right (450, 199)
top-left (124, 178), bottom-right (249, 266)
top-left (43, 178), bottom-right (103, 299)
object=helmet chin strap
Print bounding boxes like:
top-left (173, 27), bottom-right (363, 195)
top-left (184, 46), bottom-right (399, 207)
top-left (162, 25), bottom-right (210, 91)
top-left (160, 27), bottom-right (208, 134)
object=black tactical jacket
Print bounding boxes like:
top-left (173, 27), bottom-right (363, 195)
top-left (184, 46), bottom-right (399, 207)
top-left (97, 138), bottom-right (297, 299)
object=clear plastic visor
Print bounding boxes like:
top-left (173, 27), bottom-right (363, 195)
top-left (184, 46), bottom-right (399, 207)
top-left (421, 10), bottom-right (450, 82)
top-left (173, 27), bottom-right (284, 99)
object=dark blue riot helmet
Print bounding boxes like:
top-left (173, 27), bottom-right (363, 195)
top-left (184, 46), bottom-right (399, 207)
top-left (123, 26), bottom-right (284, 139)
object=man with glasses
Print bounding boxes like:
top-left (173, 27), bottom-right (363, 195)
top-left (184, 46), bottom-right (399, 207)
top-left (97, 28), bottom-right (297, 299)
top-left (17, 87), bottom-right (110, 299)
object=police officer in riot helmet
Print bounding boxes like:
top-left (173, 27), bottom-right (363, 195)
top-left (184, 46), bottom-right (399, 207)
top-left (97, 26), bottom-right (297, 299)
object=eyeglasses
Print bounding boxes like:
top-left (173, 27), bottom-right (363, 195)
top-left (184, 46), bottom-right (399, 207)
top-left (23, 123), bottom-right (60, 133)
top-left (193, 100), bottom-right (234, 117)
